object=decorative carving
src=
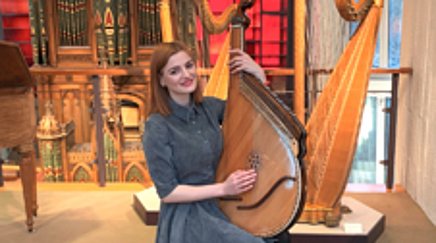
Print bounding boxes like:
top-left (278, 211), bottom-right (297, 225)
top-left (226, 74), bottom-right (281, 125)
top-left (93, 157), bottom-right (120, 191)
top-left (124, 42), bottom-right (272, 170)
top-left (335, 0), bottom-right (373, 21)
top-left (57, 54), bottom-right (93, 63)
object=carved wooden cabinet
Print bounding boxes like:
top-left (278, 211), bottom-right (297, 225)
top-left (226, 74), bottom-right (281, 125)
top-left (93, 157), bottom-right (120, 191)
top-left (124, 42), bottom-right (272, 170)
top-left (29, 0), bottom-right (160, 184)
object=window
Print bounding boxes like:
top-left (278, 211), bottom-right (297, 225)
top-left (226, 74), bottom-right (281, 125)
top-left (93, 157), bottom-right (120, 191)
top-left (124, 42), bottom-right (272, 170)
top-left (207, 0), bottom-right (288, 68)
top-left (349, 0), bottom-right (403, 186)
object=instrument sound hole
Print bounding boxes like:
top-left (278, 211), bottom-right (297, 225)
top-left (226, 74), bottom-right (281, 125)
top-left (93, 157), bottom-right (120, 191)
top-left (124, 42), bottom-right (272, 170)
top-left (248, 152), bottom-right (261, 171)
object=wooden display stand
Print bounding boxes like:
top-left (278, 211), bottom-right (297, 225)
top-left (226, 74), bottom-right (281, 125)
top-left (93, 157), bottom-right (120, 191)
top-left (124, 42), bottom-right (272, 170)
top-left (0, 41), bottom-right (38, 232)
top-left (133, 187), bottom-right (160, 225)
top-left (289, 197), bottom-right (385, 243)
top-left (133, 187), bottom-right (385, 243)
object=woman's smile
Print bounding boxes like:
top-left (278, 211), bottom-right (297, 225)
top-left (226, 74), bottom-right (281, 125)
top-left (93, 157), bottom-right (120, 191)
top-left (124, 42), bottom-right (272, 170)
top-left (180, 78), bottom-right (194, 87)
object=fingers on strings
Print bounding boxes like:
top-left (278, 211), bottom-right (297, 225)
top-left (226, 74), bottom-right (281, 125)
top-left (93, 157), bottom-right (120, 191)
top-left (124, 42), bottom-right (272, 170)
top-left (234, 169), bottom-right (257, 192)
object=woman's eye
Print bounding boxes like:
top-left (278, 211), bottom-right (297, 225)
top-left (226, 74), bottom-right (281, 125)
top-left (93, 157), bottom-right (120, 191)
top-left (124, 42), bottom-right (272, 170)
top-left (169, 69), bottom-right (179, 75)
top-left (185, 62), bottom-right (194, 69)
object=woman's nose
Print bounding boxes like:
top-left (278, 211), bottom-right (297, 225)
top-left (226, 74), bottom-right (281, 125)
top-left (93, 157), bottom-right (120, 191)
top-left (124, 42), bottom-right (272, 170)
top-left (181, 67), bottom-right (191, 77)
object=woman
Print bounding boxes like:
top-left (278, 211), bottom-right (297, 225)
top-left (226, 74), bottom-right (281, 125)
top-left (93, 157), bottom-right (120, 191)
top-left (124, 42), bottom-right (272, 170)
top-left (142, 41), bottom-right (277, 243)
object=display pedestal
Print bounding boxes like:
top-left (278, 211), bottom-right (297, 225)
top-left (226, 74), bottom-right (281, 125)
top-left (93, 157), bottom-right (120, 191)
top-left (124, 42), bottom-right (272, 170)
top-left (289, 197), bottom-right (385, 243)
top-left (133, 187), bottom-right (385, 243)
top-left (133, 187), bottom-right (160, 225)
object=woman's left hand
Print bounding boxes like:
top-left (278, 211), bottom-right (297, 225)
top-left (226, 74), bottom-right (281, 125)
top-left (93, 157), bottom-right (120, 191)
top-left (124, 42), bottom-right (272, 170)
top-left (228, 49), bottom-right (266, 83)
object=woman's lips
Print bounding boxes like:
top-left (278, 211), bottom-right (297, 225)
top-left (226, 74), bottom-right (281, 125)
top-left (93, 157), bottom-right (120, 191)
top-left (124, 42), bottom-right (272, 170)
top-left (181, 78), bottom-right (194, 87)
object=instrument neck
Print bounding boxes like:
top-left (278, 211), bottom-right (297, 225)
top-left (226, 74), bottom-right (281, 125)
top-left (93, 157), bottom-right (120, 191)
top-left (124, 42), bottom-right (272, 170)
top-left (228, 24), bottom-right (244, 100)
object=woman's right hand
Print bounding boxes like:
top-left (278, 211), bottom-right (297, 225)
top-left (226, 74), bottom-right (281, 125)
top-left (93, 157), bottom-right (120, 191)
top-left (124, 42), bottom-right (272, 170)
top-left (222, 169), bottom-right (257, 196)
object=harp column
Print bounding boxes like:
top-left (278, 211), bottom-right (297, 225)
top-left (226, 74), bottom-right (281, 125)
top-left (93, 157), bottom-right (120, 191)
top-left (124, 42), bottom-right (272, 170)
top-left (159, 0), bottom-right (174, 42)
top-left (294, 0), bottom-right (306, 123)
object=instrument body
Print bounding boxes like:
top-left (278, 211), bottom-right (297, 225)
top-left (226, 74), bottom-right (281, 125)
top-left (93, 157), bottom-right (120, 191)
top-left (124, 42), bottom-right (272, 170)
top-left (215, 2), bottom-right (307, 237)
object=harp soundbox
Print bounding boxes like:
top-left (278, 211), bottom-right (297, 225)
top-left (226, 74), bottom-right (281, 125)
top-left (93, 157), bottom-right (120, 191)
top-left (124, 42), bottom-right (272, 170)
top-left (214, 0), bottom-right (307, 237)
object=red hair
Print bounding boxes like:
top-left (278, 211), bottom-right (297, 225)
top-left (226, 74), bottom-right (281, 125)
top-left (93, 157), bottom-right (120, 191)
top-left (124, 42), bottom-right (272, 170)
top-left (148, 41), bottom-right (203, 116)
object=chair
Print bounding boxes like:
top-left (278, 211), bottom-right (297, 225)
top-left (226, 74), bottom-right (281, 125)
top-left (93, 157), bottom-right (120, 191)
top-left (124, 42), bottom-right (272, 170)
top-left (0, 40), bottom-right (38, 232)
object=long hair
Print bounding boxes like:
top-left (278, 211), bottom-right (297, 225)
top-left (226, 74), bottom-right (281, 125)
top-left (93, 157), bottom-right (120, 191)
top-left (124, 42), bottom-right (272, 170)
top-left (148, 41), bottom-right (203, 116)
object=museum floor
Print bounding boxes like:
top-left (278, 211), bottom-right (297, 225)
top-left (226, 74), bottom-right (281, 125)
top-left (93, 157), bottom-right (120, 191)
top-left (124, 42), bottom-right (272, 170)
top-left (1, 181), bottom-right (435, 243)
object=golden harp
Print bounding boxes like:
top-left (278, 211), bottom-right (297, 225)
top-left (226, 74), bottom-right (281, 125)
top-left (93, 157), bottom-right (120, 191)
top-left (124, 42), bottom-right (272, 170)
top-left (301, 0), bottom-right (383, 225)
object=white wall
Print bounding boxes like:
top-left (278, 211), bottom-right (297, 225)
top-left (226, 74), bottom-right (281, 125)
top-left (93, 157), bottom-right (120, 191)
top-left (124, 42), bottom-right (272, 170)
top-left (397, 0), bottom-right (436, 225)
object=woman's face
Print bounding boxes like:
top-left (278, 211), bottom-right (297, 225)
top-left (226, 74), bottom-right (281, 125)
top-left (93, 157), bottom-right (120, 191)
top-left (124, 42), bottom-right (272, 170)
top-left (160, 51), bottom-right (197, 105)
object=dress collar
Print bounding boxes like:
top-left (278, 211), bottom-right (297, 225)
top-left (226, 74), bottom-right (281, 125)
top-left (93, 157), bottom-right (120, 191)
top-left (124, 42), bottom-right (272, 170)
top-left (169, 98), bottom-right (199, 122)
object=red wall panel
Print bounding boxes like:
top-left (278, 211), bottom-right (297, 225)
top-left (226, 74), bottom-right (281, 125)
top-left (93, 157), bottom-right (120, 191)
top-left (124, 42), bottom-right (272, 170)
top-left (0, 0), bottom-right (32, 65)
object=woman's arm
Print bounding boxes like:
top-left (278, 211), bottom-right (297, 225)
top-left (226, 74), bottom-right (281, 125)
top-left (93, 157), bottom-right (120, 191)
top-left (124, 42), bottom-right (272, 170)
top-left (162, 169), bottom-right (257, 203)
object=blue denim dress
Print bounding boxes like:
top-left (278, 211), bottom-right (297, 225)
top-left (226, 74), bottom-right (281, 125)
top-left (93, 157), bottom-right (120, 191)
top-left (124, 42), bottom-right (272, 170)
top-left (142, 97), bottom-right (265, 243)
